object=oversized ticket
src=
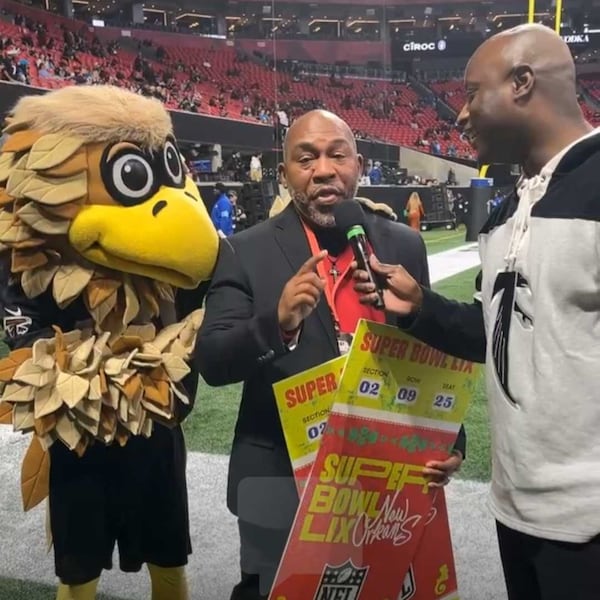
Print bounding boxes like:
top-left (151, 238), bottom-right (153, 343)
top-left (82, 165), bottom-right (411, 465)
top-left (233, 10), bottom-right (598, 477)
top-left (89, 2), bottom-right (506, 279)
top-left (272, 320), bottom-right (481, 600)
top-left (274, 354), bottom-right (346, 492)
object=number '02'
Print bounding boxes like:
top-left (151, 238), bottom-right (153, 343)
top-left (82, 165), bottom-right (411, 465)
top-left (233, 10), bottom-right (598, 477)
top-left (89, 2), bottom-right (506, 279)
top-left (307, 420), bottom-right (327, 440)
top-left (358, 379), bottom-right (381, 396)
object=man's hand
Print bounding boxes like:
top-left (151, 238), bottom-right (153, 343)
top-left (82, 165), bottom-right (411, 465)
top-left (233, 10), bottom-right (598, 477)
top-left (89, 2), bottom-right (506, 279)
top-left (352, 254), bottom-right (423, 316)
top-left (278, 251), bottom-right (327, 332)
top-left (423, 450), bottom-right (463, 488)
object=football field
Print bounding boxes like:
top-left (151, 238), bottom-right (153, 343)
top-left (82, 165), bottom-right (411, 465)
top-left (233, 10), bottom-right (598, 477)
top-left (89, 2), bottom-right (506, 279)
top-left (0, 227), bottom-right (501, 600)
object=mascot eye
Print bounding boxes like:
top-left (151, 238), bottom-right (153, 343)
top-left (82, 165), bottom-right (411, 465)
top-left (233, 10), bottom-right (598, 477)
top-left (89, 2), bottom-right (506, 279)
top-left (112, 154), bottom-right (154, 201)
top-left (163, 141), bottom-right (184, 186)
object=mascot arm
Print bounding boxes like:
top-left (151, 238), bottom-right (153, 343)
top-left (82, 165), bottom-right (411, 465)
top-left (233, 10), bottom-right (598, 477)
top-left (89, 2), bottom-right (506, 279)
top-left (195, 241), bottom-right (287, 386)
top-left (172, 282), bottom-right (210, 420)
top-left (0, 267), bottom-right (58, 352)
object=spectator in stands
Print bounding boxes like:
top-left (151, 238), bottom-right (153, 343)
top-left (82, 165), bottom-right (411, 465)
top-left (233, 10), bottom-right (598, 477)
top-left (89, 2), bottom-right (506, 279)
top-left (210, 182), bottom-right (234, 237)
top-left (250, 153), bottom-right (263, 182)
top-left (0, 62), bottom-right (11, 82)
top-left (275, 105), bottom-right (289, 143)
top-left (355, 24), bottom-right (600, 600)
top-left (196, 109), bottom-right (463, 600)
top-left (0, 3), bottom-right (531, 155)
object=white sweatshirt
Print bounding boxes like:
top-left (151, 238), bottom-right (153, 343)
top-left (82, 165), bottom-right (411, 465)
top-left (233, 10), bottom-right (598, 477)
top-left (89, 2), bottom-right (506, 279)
top-left (478, 128), bottom-right (600, 542)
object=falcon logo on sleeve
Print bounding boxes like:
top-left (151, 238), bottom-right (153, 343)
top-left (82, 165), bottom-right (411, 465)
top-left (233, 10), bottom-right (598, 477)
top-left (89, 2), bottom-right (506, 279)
top-left (3, 306), bottom-right (32, 338)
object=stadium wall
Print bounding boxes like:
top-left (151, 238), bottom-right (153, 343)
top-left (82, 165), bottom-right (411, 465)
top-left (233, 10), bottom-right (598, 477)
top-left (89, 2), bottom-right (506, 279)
top-left (399, 146), bottom-right (477, 185)
top-left (0, 82), bottom-right (274, 148)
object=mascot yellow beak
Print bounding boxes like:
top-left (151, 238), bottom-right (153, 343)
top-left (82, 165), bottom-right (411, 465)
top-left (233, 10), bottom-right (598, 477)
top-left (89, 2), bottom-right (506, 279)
top-left (69, 176), bottom-right (219, 289)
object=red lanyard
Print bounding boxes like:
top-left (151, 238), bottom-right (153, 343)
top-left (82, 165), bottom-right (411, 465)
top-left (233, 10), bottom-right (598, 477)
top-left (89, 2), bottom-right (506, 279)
top-left (302, 221), bottom-right (343, 329)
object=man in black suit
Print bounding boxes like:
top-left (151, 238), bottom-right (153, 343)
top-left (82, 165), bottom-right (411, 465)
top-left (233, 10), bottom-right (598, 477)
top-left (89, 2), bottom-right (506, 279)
top-left (195, 110), bottom-right (464, 600)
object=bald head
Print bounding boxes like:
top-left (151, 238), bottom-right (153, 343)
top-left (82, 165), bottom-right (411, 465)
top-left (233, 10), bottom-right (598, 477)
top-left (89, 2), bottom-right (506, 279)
top-left (283, 110), bottom-right (357, 161)
top-left (457, 23), bottom-right (591, 171)
top-left (497, 23), bottom-right (572, 61)
top-left (469, 24), bottom-right (577, 112)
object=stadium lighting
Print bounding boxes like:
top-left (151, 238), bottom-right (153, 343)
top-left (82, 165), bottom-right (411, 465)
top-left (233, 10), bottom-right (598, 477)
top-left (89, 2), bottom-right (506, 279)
top-left (175, 13), bottom-right (215, 20)
top-left (346, 20), bottom-right (379, 27)
top-left (492, 12), bottom-right (550, 21)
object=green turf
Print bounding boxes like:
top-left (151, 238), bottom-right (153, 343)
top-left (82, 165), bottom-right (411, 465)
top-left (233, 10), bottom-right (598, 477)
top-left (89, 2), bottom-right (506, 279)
top-left (0, 578), bottom-right (124, 599)
top-left (185, 262), bottom-right (492, 481)
top-left (432, 265), bottom-right (480, 303)
top-left (457, 376), bottom-right (491, 481)
top-left (432, 265), bottom-right (490, 481)
top-left (184, 380), bottom-right (241, 455)
top-left (421, 225), bottom-right (469, 255)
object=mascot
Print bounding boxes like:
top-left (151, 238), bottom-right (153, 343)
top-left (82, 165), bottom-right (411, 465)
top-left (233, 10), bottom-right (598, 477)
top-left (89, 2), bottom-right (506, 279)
top-left (0, 85), bottom-right (219, 600)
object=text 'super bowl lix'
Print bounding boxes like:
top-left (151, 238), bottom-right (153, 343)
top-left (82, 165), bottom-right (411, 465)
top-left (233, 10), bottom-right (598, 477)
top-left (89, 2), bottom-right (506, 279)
top-left (272, 319), bottom-right (481, 600)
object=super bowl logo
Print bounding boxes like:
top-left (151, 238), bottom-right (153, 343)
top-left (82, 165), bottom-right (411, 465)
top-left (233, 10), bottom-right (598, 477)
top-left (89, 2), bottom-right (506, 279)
top-left (398, 566), bottom-right (416, 600)
top-left (314, 559), bottom-right (368, 600)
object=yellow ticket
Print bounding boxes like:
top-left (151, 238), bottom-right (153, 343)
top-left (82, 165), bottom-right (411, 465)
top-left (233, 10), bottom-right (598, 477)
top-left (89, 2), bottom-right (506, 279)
top-left (339, 319), bottom-right (481, 426)
top-left (274, 320), bottom-right (482, 484)
top-left (274, 355), bottom-right (346, 468)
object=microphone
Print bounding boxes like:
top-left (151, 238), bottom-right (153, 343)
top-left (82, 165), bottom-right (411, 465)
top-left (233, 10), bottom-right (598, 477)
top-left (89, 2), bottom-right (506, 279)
top-left (333, 199), bottom-right (385, 310)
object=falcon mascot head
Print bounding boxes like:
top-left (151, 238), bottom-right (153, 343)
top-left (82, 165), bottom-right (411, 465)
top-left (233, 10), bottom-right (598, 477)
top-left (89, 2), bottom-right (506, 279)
top-left (0, 86), bottom-right (219, 509)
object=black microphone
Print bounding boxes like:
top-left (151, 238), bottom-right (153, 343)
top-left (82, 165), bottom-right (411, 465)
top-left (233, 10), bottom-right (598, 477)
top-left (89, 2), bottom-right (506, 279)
top-left (333, 199), bottom-right (385, 310)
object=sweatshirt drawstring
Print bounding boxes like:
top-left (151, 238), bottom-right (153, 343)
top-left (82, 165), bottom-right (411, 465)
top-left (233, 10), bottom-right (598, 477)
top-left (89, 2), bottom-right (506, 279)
top-left (504, 175), bottom-right (534, 272)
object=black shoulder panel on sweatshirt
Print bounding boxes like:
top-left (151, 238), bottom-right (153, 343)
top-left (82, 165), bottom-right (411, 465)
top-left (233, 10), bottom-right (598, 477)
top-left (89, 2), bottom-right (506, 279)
top-left (532, 143), bottom-right (600, 222)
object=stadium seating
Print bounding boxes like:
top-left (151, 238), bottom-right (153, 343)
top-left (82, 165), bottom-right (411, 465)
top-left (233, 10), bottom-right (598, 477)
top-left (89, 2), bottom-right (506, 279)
top-left (1, 4), bottom-right (598, 156)
top-left (579, 77), bottom-right (600, 125)
top-left (580, 76), bottom-right (600, 103)
top-left (428, 80), bottom-right (466, 115)
top-left (431, 78), bottom-right (600, 127)
top-left (580, 100), bottom-right (600, 125)
top-left (0, 7), bottom-right (475, 156)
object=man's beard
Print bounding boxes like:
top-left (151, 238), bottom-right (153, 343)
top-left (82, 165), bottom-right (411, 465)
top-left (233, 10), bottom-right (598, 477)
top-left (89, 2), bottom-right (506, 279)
top-left (291, 190), bottom-right (354, 228)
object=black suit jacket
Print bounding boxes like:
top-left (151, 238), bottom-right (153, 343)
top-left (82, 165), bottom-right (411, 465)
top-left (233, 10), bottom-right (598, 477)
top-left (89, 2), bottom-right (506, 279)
top-left (195, 203), bottom-right (435, 530)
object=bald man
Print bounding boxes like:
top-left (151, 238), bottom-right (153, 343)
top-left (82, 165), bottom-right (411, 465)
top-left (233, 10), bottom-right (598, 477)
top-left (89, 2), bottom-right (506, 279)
top-left (196, 110), bottom-right (463, 599)
top-left (354, 24), bottom-right (600, 600)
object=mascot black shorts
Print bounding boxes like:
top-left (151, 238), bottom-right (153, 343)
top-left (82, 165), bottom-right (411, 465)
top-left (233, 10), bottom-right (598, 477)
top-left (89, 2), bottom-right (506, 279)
top-left (49, 423), bottom-right (191, 585)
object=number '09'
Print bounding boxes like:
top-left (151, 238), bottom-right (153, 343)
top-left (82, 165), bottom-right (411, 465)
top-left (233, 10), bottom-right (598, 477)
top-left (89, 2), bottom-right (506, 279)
top-left (396, 387), bottom-right (418, 403)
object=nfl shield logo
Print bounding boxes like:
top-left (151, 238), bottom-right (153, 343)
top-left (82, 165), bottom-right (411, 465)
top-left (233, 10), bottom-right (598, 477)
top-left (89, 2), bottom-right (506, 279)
top-left (398, 566), bottom-right (416, 600)
top-left (314, 559), bottom-right (369, 600)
